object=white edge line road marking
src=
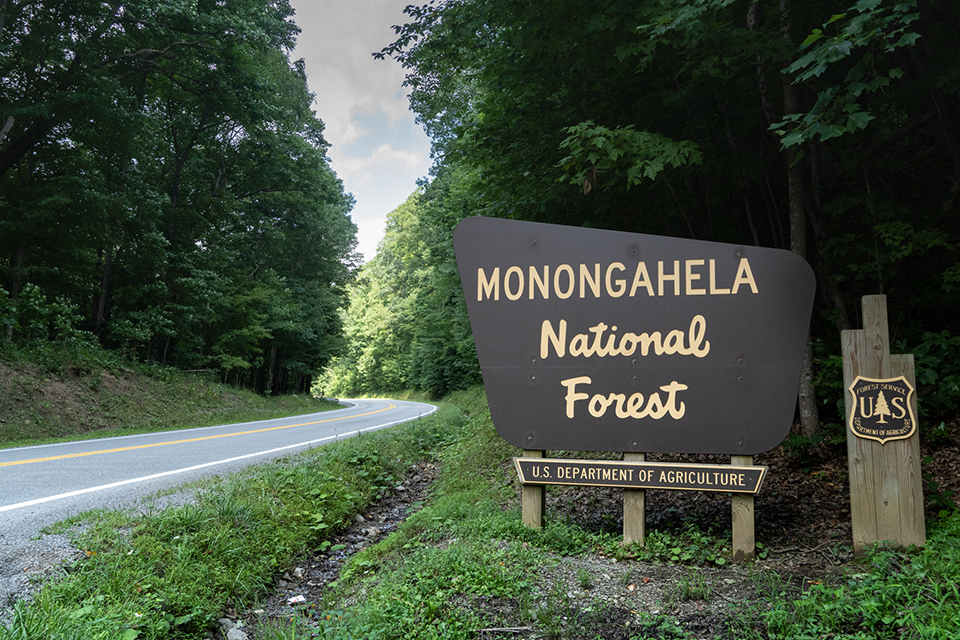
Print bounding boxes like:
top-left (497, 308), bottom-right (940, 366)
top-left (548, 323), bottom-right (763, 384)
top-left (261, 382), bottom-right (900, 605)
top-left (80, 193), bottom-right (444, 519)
top-left (0, 406), bottom-right (436, 513)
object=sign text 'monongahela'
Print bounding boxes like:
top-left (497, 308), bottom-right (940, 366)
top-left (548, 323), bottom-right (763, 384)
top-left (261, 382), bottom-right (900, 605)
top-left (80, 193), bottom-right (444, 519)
top-left (475, 258), bottom-right (759, 302)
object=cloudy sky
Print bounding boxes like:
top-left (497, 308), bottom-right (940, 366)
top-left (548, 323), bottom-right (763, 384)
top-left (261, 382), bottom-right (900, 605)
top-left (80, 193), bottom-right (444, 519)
top-left (287, 1), bottom-right (433, 263)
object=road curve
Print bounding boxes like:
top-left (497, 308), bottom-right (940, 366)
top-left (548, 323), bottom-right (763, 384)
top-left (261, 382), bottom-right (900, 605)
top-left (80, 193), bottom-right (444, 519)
top-left (0, 399), bottom-right (436, 583)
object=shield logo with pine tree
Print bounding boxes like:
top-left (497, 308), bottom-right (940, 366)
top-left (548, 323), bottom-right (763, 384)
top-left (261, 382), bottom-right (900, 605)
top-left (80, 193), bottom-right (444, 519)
top-left (847, 376), bottom-right (917, 444)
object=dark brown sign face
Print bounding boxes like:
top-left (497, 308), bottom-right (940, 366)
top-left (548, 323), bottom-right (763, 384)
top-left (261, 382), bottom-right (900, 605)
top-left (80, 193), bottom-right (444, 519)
top-left (453, 217), bottom-right (816, 455)
top-left (847, 376), bottom-right (917, 444)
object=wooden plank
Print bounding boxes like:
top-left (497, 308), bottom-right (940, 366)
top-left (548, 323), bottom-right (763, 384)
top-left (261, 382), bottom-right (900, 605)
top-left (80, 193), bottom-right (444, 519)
top-left (876, 437), bottom-right (904, 543)
top-left (731, 455), bottom-right (754, 562)
top-left (521, 449), bottom-right (545, 529)
top-left (843, 296), bottom-right (926, 553)
top-left (860, 295), bottom-right (903, 543)
top-left (861, 295), bottom-right (891, 378)
top-left (622, 452), bottom-right (645, 546)
top-left (843, 328), bottom-right (877, 553)
top-left (890, 354), bottom-right (926, 548)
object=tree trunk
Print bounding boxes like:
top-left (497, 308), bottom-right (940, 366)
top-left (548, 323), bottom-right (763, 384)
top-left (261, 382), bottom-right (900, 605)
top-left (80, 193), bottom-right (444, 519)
top-left (779, 0), bottom-right (820, 438)
top-left (0, 116), bottom-right (13, 144)
top-left (716, 91), bottom-right (761, 246)
top-left (94, 248), bottom-right (113, 338)
top-left (750, 0), bottom-right (820, 436)
top-left (265, 345), bottom-right (277, 395)
top-left (785, 131), bottom-right (820, 436)
top-left (5, 241), bottom-right (24, 339)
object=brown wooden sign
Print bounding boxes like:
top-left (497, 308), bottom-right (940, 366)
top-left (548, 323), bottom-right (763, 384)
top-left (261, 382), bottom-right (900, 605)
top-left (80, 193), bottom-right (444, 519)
top-left (453, 217), bottom-right (816, 455)
top-left (847, 375), bottom-right (917, 444)
top-left (515, 457), bottom-right (767, 493)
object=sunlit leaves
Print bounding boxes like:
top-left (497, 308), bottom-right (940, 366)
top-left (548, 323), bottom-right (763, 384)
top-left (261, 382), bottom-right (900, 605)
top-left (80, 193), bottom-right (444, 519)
top-left (559, 122), bottom-right (702, 192)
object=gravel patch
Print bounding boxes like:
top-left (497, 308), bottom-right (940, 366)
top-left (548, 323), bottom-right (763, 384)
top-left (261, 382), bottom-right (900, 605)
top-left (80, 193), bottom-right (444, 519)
top-left (0, 528), bottom-right (83, 625)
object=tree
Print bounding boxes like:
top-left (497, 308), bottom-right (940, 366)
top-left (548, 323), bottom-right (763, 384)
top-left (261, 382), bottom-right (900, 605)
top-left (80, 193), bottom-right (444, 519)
top-left (1, 0), bottom-right (358, 393)
top-left (379, 0), bottom-right (959, 430)
top-left (318, 173), bottom-right (482, 398)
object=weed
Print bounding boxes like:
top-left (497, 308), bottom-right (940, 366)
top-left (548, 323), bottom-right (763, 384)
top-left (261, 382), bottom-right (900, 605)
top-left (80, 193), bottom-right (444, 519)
top-left (922, 456), bottom-right (957, 518)
top-left (619, 525), bottom-right (730, 566)
top-left (0, 402), bottom-right (455, 640)
top-left (674, 571), bottom-right (713, 602)
top-left (734, 511), bottom-right (960, 639)
top-left (0, 360), bottom-right (340, 449)
top-left (577, 567), bottom-right (593, 590)
top-left (630, 616), bottom-right (691, 639)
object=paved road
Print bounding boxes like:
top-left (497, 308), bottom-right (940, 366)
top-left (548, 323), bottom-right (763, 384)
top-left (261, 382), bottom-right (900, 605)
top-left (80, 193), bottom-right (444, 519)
top-left (0, 399), bottom-right (436, 576)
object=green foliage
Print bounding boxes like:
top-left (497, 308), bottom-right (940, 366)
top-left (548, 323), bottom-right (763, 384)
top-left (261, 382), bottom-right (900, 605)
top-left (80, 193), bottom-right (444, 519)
top-left (903, 330), bottom-right (960, 424)
top-left (738, 514), bottom-right (960, 639)
top-left (325, 540), bottom-right (537, 639)
top-left (317, 182), bottom-right (480, 399)
top-left (616, 526), bottom-right (732, 567)
top-left (922, 456), bottom-right (957, 519)
top-left (0, 284), bottom-right (118, 375)
top-left (8, 387), bottom-right (960, 639)
top-left (665, 571), bottom-right (714, 606)
top-left (376, 0), bottom-right (960, 443)
top-left (0, 359), bottom-right (335, 447)
top-left (0, 0), bottom-right (357, 395)
top-left (773, 0), bottom-right (921, 147)
top-left (0, 406), bottom-right (453, 640)
top-left (559, 121), bottom-right (703, 193)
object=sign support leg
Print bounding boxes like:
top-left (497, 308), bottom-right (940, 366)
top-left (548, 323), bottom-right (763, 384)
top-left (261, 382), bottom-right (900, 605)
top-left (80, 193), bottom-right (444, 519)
top-left (731, 455), bottom-right (755, 562)
top-left (622, 452), bottom-right (645, 546)
top-left (522, 449), bottom-right (546, 529)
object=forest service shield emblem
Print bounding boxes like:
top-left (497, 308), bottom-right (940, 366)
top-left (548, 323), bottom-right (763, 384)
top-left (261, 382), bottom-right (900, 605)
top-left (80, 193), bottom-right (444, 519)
top-left (847, 376), bottom-right (916, 444)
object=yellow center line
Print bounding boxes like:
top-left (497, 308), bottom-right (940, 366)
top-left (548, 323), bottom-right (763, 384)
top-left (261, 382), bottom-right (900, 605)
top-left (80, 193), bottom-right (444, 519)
top-left (0, 402), bottom-right (396, 468)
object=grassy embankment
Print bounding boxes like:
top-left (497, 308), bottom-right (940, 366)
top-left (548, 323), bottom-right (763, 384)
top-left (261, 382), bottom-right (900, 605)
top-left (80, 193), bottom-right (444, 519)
top-left (0, 361), bottom-right (338, 447)
top-left (1, 374), bottom-right (958, 640)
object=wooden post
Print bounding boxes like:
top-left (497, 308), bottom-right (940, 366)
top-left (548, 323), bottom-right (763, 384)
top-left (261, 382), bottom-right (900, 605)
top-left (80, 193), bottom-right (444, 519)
top-left (521, 449), bottom-right (546, 529)
top-left (731, 455), bottom-right (755, 562)
top-left (842, 295), bottom-right (925, 555)
top-left (622, 452), bottom-right (645, 546)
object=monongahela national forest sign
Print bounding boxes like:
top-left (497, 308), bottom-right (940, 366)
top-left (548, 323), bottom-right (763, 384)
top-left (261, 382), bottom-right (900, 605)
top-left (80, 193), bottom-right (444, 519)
top-left (453, 217), bottom-right (816, 455)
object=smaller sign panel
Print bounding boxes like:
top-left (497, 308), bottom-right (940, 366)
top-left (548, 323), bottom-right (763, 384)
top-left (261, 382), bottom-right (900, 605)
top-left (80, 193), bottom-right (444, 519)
top-left (847, 375), bottom-right (917, 444)
top-left (514, 458), bottom-right (767, 493)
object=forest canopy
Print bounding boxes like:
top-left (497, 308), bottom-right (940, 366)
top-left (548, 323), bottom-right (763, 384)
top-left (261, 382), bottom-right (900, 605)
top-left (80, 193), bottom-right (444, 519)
top-left (324, 0), bottom-right (959, 438)
top-left (0, 0), bottom-right (358, 394)
top-left (3, 0), bottom-right (958, 437)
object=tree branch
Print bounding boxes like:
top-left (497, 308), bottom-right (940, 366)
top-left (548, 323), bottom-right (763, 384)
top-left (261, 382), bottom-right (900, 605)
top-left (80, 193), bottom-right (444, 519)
top-left (121, 40), bottom-right (210, 61)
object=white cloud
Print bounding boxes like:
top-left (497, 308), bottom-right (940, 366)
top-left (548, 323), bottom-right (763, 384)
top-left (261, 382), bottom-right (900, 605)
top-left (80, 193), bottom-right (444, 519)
top-left (287, 0), bottom-right (431, 262)
top-left (288, 1), bottom-right (415, 144)
top-left (337, 143), bottom-right (428, 186)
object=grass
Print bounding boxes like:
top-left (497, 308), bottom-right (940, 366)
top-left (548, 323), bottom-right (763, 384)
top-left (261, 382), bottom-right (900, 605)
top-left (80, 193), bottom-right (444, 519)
top-left (0, 360), bottom-right (338, 447)
top-left (2, 398), bottom-right (465, 640)
top-left (3, 383), bottom-right (959, 640)
top-left (733, 520), bottom-right (960, 639)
